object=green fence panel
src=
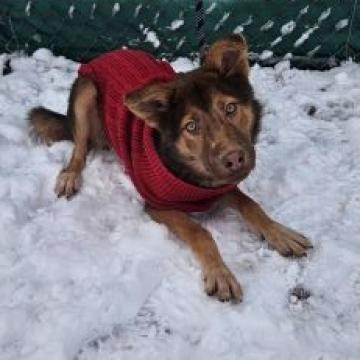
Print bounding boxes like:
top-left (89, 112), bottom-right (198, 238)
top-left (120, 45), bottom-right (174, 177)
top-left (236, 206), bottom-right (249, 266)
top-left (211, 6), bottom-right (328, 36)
top-left (0, 0), bottom-right (359, 68)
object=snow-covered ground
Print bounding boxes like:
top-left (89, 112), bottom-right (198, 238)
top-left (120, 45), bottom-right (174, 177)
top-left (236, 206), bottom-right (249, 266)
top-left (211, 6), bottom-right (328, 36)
top-left (1, 49), bottom-right (360, 360)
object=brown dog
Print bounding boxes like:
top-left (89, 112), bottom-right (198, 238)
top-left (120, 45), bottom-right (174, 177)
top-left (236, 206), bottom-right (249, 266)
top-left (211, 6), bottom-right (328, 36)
top-left (29, 35), bottom-right (312, 303)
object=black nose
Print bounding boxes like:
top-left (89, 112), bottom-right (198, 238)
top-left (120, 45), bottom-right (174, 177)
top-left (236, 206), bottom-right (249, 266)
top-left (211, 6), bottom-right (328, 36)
top-left (222, 150), bottom-right (245, 172)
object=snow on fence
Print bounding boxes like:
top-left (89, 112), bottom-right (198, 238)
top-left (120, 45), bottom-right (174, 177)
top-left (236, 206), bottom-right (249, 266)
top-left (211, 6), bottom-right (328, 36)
top-left (0, 0), bottom-right (359, 68)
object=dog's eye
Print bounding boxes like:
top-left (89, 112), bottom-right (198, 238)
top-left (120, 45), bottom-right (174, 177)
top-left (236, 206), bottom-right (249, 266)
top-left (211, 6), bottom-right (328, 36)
top-left (225, 103), bottom-right (237, 115)
top-left (185, 120), bottom-right (198, 133)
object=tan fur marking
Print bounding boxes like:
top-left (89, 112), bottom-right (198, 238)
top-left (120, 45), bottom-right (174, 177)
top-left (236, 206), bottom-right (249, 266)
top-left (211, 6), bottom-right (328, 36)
top-left (123, 82), bottom-right (173, 129)
top-left (212, 94), bottom-right (254, 133)
top-left (55, 77), bottom-right (103, 198)
top-left (222, 188), bottom-right (313, 257)
top-left (204, 34), bottom-right (249, 77)
top-left (171, 93), bottom-right (256, 187)
top-left (239, 106), bottom-right (254, 134)
top-left (174, 110), bottom-right (212, 179)
top-left (146, 206), bottom-right (243, 302)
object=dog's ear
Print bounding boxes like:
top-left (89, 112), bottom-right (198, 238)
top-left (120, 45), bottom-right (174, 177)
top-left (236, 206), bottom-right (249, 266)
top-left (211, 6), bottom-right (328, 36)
top-left (124, 82), bottom-right (173, 129)
top-left (203, 34), bottom-right (249, 78)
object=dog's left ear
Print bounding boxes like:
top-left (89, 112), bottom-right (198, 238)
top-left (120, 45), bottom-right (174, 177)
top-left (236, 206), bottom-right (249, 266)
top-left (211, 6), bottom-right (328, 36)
top-left (124, 81), bottom-right (173, 129)
top-left (203, 34), bottom-right (249, 78)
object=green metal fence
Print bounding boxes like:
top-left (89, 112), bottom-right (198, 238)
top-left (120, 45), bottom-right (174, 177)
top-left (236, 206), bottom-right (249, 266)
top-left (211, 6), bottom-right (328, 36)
top-left (0, 0), bottom-right (359, 68)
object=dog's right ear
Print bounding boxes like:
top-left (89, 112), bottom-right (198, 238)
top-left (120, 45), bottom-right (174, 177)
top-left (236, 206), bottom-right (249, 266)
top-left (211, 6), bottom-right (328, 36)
top-left (203, 34), bottom-right (249, 78)
top-left (124, 81), bottom-right (173, 129)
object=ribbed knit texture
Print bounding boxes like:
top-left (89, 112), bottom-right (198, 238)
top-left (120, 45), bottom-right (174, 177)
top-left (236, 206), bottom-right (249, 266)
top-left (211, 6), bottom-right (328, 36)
top-left (79, 49), bottom-right (235, 212)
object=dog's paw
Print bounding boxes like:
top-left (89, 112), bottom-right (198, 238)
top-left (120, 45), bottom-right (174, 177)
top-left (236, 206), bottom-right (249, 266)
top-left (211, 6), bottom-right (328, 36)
top-left (262, 222), bottom-right (313, 257)
top-left (55, 169), bottom-right (82, 199)
top-left (203, 263), bottom-right (243, 303)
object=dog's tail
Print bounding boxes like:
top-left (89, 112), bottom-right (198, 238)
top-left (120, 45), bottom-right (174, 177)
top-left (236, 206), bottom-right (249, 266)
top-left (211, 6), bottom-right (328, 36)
top-left (28, 107), bottom-right (72, 144)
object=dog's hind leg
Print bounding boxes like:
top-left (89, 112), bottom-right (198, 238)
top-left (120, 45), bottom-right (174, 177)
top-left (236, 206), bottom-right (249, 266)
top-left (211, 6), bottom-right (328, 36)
top-left (55, 76), bottom-right (102, 198)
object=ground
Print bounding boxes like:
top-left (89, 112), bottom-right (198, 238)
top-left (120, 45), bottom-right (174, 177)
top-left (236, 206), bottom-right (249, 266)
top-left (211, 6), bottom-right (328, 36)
top-left (0, 49), bottom-right (360, 360)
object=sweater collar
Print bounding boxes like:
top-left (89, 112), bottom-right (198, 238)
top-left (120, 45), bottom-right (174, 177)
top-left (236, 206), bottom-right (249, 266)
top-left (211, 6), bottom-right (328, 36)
top-left (139, 124), bottom-right (236, 210)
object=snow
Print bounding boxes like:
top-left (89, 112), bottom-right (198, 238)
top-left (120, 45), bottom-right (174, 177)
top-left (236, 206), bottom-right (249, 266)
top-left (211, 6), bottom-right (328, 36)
top-left (89, 3), bottom-right (96, 20)
top-left (134, 4), bottom-right (142, 18)
top-left (0, 54), bottom-right (8, 72)
top-left (294, 26), bottom-right (319, 48)
top-left (214, 12), bottom-right (230, 32)
top-left (111, 3), bottom-right (120, 17)
top-left (307, 45), bottom-right (321, 58)
top-left (233, 25), bottom-right (244, 35)
top-left (1, 50), bottom-right (360, 360)
top-left (281, 20), bottom-right (296, 36)
top-left (299, 5), bottom-right (309, 16)
top-left (25, 1), bottom-right (32, 17)
top-left (271, 37), bottom-right (282, 48)
top-left (318, 8), bottom-right (332, 23)
top-left (260, 20), bottom-right (274, 32)
top-left (335, 18), bottom-right (349, 31)
top-left (259, 50), bottom-right (273, 61)
top-left (205, 3), bottom-right (216, 15)
top-left (169, 19), bottom-right (184, 31)
top-left (143, 29), bottom-right (160, 49)
top-left (68, 5), bottom-right (75, 20)
top-left (294, 7), bottom-right (332, 49)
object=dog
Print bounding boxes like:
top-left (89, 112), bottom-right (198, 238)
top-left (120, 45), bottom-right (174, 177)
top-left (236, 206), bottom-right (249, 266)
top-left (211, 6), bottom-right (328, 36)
top-left (28, 35), bottom-right (312, 303)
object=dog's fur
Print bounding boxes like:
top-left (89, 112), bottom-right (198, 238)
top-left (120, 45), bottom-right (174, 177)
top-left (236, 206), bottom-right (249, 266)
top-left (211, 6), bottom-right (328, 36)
top-left (28, 35), bottom-right (312, 303)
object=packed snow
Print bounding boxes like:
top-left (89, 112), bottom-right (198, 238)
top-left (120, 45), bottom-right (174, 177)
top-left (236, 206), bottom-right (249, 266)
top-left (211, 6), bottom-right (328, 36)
top-left (0, 49), bottom-right (360, 360)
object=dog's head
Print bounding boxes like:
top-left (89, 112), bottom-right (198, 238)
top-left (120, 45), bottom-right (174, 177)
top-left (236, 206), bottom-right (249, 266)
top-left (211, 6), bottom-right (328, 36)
top-left (124, 35), bottom-right (261, 187)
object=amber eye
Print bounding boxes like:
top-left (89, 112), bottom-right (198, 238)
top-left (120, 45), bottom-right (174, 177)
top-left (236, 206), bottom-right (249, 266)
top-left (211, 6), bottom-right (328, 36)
top-left (185, 120), bottom-right (198, 133)
top-left (225, 103), bottom-right (237, 115)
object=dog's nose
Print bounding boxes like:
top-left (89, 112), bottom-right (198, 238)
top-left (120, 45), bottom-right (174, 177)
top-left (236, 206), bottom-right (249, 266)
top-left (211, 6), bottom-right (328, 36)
top-left (222, 150), bottom-right (245, 172)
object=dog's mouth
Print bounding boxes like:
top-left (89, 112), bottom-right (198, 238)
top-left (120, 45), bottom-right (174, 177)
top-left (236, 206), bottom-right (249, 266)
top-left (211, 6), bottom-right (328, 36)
top-left (204, 165), bottom-right (253, 187)
top-left (225, 169), bottom-right (252, 184)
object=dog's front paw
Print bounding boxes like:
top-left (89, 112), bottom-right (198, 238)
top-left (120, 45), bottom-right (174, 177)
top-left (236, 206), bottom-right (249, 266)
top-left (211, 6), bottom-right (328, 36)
top-left (203, 263), bottom-right (243, 303)
top-left (262, 222), bottom-right (312, 257)
top-left (55, 169), bottom-right (82, 199)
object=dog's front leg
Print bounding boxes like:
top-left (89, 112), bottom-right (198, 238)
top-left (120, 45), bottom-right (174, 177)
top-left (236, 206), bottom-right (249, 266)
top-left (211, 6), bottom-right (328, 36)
top-left (223, 188), bottom-right (312, 257)
top-left (146, 206), bottom-right (243, 302)
top-left (55, 77), bottom-right (99, 198)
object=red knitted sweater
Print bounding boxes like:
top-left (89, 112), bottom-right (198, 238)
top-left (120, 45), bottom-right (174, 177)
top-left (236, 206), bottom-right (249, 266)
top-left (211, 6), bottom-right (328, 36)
top-left (79, 49), bottom-right (235, 212)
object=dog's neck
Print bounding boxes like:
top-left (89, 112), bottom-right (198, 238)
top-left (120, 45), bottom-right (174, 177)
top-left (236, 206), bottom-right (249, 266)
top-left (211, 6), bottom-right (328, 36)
top-left (154, 132), bottom-right (216, 188)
